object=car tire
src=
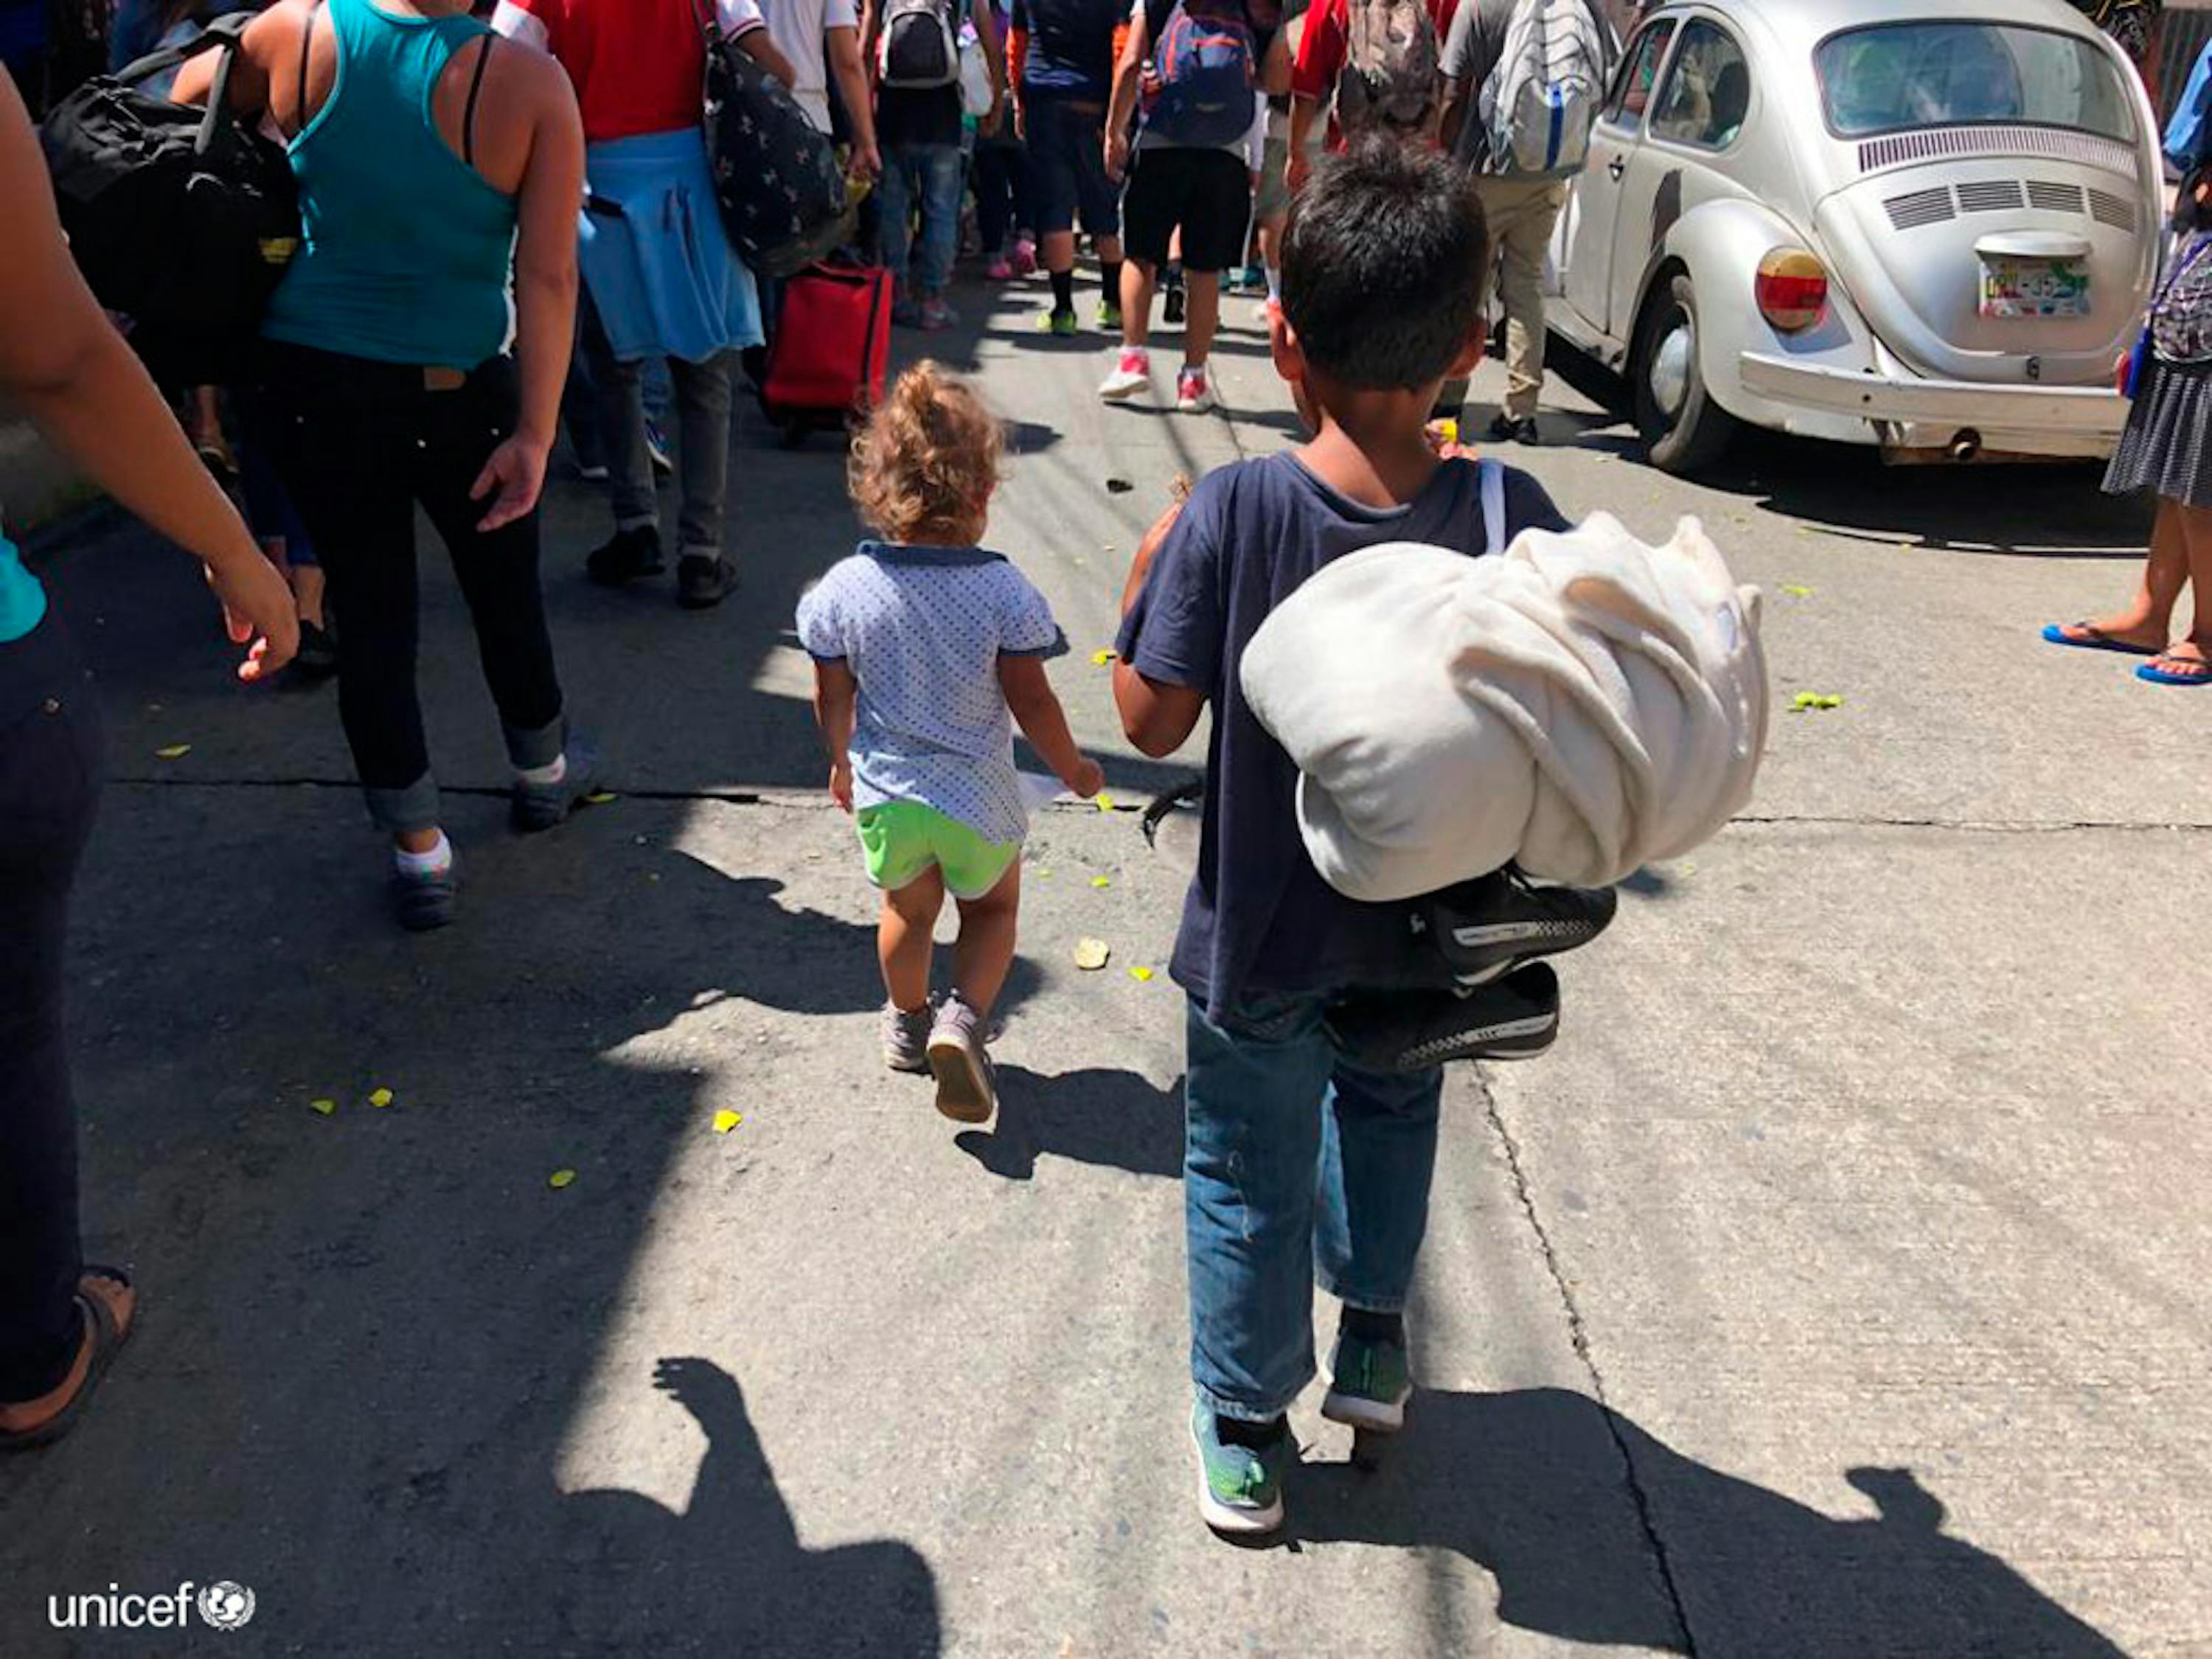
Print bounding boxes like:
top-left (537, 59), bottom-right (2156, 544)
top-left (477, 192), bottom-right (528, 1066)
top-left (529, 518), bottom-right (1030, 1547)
top-left (1633, 271), bottom-right (1739, 476)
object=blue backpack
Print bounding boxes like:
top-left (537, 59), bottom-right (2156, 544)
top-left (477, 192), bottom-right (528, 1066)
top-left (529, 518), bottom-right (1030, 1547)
top-left (1145, 0), bottom-right (1256, 147)
top-left (2167, 37), bottom-right (2212, 173)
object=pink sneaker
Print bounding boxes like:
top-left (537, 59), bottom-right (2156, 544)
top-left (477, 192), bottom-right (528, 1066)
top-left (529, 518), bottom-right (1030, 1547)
top-left (1176, 365), bottom-right (1216, 414)
top-left (986, 255), bottom-right (1016, 281)
top-left (1012, 236), bottom-right (1038, 276)
top-left (1099, 347), bottom-right (1152, 402)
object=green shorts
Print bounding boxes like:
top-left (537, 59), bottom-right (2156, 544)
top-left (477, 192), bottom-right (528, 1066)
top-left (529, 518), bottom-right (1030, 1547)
top-left (856, 801), bottom-right (1021, 900)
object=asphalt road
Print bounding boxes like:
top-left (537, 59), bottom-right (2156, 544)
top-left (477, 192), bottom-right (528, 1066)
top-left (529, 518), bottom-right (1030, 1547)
top-left (1, 268), bottom-right (2205, 1658)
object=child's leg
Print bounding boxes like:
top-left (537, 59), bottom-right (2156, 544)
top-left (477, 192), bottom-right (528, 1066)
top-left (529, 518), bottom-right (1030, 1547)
top-left (1313, 1054), bottom-right (1444, 1326)
top-left (879, 866), bottom-right (946, 1014)
top-left (1183, 995), bottom-right (1337, 1426)
top-left (949, 856), bottom-right (1021, 1017)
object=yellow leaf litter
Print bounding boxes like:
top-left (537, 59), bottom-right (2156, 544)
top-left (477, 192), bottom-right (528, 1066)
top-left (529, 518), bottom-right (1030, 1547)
top-left (1091, 648), bottom-right (1116, 667)
top-left (712, 1110), bottom-right (743, 1135)
top-left (548, 1169), bottom-right (577, 1189)
top-left (308, 1098), bottom-right (337, 1116)
top-left (366, 1087), bottom-right (394, 1108)
top-left (1127, 966), bottom-right (1155, 983)
top-left (154, 744), bottom-right (192, 760)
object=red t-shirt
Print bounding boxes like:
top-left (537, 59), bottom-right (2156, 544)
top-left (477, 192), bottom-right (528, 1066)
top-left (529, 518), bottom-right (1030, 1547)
top-left (1290, 0), bottom-right (1460, 145)
top-left (509, 0), bottom-right (758, 144)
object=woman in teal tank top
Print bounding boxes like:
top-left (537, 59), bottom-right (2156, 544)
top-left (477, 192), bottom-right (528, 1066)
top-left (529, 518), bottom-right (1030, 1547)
top-left (179, 0), bottom-right (600, 931)
top-left (0, 66), bottom-right (295, 1449)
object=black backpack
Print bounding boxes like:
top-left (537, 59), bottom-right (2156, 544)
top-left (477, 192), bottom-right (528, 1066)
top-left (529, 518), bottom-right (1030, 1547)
top-left (40, 13), bottom-right (300, 388)
top-left (690, 0), bottom-right (851, 279)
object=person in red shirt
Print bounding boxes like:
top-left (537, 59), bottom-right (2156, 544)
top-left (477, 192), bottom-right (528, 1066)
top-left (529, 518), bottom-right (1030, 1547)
top-left (493, 0), bottom-right (796, 608)
top-left (1285, 0), bottom-right (1457, 189)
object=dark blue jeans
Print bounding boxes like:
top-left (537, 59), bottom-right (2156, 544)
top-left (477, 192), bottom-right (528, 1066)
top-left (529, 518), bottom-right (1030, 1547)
top-left (1184, 991), bottom-right (1444, 1422)
top-left (0, 608), bottom-right (102, 1401)
top-left (878, 143), bottom-right (965, 299)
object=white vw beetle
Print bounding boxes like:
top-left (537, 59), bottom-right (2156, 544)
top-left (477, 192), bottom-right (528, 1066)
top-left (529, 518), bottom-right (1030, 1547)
top-left (1546, 0), bottom-right (2164, 472)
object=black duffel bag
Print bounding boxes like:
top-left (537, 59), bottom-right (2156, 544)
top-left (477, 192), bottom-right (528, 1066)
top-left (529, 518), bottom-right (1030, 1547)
top-left (40, 13), bottom-right (299, 388)
top-left (689, 0), bottom-right (852, 278)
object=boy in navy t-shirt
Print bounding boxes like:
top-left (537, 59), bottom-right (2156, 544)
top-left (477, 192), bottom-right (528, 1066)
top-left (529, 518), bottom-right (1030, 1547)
top-left (1113, 138), bottom-right (1566, 1537)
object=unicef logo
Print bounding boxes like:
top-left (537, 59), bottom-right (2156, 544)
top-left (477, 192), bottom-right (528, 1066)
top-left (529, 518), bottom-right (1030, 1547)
top-left (197, 1582), bottom-right (257, 1632)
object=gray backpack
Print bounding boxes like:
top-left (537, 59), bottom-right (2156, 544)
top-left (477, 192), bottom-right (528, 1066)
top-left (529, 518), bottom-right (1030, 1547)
top-left (877, 0), bottom-right (961, 88)
top-left (1335, 0), bottom-right (1441, 136)
top-left (1479, 0), bottom-right (1607, 175)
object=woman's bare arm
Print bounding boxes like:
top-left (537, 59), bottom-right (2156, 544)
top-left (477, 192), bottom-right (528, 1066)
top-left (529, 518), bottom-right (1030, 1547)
top-left (0, 68), bottom-right (293, 677)
top-left (473, 54), bottom-right (584, 531)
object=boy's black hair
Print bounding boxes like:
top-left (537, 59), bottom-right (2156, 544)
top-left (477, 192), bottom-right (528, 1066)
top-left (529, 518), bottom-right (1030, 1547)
top-left (1281, 137), bottom-right (1491, 392)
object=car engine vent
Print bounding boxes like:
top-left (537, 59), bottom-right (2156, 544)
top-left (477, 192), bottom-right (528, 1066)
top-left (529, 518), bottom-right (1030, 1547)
top-left (2026, 180), bottom-right (2087, 214)
top-left (1885, 186), bottom-right (1956, 229)
top-left (1857, 125), bottom-right (2138, 177)
top-left (1956, 179), bottom-right (2026, 212)
top-left (2088, 187), bottom-right (2139, 231)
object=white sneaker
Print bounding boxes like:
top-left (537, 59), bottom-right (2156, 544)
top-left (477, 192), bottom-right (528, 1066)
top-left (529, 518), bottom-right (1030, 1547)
top-left (1176, 365), bottom-right (1216, 415)
top-left (1099, 347), bottom-right (1152, 402)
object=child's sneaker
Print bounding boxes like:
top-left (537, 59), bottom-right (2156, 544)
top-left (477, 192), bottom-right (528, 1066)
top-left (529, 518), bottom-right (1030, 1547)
top-left (1099, 347), bottom-right (1152, 402)
top-left (925, 993), bottom-right (998, 1123)
top-left (1012, 234), bottom-right (1037, 275)
top-left (1189, 1401), bottom-right (1290, 1537)
top-left (1097, 298), bottom-right (1124, 332)
top-left (881, 1001), bottom-right (933, 1074)
top-left (1037, 306), bottom-right (1079, 338)
top-left (1175, 365), bottom-right (1215, 414)
top-left (917, 297), bottom-right (960, 333)
top-left (1321, 1327), bottom-right (1413, 1433)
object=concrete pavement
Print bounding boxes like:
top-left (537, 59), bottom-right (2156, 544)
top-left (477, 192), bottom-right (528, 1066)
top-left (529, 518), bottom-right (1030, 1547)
top-left (1, 268), bottom-right (2205, 1658)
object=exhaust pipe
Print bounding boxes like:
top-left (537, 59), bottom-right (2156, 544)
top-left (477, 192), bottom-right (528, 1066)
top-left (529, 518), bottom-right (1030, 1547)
top-left (1949, 428), bottom-right (1983, 462)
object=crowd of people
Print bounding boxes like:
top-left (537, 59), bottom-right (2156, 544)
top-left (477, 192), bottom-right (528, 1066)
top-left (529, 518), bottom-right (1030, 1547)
top-left (0, 0), bottom-right (2203, 1568)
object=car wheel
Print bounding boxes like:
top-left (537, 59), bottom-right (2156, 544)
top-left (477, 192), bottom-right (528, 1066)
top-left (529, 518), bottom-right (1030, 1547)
top-left (1633, 271), bottom-right (1739, 476)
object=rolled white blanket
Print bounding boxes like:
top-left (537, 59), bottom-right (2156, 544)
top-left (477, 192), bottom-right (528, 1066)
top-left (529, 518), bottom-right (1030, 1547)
top-left (1238, 512), bottom-right (1767, 900)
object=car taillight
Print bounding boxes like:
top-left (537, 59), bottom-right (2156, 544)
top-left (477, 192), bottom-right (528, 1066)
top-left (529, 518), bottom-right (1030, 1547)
top-left (1756, 248), bottom-right (1828, 333)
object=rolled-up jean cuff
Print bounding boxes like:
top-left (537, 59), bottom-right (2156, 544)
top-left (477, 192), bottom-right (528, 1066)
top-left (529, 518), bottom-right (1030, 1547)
top-left (366, 774), bottom-right (441, 835)
top-left (1195, 1382), bottom-right (1304, 1425)
top-left (504, 712), bottom-right (566, 773)
top-left (1316, 1277), bottom-right (1406, 1315)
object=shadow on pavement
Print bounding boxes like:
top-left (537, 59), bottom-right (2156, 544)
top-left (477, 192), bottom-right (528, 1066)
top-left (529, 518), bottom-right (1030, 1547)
top-left (522, 1357), bottom-right (940, 1657)
top-left (954, 1063), bottom-right (1183, 1180)
top-left (1299, 1387), bottom-right (2126, 1658)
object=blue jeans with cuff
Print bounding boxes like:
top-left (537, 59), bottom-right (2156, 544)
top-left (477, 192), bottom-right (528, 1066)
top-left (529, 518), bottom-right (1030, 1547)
top-left (879, 143), bottom-right (965, 299)
top-left (1184, 990), bottom-right (1444, 1423)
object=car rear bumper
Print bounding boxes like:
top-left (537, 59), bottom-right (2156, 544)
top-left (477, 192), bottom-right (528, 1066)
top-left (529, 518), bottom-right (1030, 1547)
top-left (1738, 353), bottom-right (2126, 456)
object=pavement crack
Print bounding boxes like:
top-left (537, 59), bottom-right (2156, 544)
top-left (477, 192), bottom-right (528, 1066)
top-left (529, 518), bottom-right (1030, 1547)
top-left (1475, 1068), bottom-right (1701, 1656)
top-left (1733, 811), bottom-right (2212, 834)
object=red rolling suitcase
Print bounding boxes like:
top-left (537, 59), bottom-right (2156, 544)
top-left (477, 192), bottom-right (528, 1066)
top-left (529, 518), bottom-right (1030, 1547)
top-left (760, 262), bottom-right (893, 445)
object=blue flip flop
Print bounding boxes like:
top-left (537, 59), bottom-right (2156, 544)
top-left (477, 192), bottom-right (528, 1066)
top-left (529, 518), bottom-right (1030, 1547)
top-left (2137, 653), bottom-right (2212, 686)
top-left (2042, 622), bottom-right (2161, 655)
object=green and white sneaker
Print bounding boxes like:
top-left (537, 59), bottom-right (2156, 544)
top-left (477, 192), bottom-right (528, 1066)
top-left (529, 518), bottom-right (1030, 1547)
top-left (1097, 299), bottom-right (1124, 332)
top-left (1321, 1328), bottom-right (1412, 1433)
top-left (1037, 306), bottom-right (1079, 338)
top-left (1189, 1401), bottom-right (1290, 1536)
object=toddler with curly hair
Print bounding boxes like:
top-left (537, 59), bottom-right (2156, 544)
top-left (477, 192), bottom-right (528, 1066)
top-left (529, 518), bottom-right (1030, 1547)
top-left (797, 362), bottom-right (1103, 1123)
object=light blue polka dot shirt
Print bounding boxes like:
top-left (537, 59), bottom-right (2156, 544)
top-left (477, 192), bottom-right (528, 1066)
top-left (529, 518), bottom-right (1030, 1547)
top-left (797, 543), bottom-right (1068, 844)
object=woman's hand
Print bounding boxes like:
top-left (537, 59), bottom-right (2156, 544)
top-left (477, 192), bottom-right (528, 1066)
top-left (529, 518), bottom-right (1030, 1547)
top-left (471, 433), bottom-right (550, 532)
top-left (206, 554), bottom-right (299, 682)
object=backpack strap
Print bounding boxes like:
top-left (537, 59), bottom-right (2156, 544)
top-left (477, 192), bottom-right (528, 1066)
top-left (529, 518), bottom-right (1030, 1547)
top-left (1478, 457), bottom-right (1506, 557)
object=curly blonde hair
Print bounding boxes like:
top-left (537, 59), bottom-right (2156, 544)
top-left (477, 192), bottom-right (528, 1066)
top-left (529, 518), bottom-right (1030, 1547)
top-left (848, 361), bottom-right (1004, 545)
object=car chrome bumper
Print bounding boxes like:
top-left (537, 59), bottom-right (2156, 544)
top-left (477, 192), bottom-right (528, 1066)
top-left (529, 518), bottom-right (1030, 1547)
top-left (1737, 353), bottom-right (2128, 447)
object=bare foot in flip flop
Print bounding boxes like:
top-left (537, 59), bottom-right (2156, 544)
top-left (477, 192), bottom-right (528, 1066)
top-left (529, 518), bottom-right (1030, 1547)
top-left (0, 1268), bottom-right (136, 1450)
top-left (2140, 641), bottom-right (2212, 685)
top-left (2042, 619), bottom-right (2168, 655)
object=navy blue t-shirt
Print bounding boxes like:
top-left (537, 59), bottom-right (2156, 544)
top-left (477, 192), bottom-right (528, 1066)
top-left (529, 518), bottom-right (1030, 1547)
top-left (1116, 451), bottom-right (1568, 1019)
top-left (1012, 0), bottom-right (1125, 100)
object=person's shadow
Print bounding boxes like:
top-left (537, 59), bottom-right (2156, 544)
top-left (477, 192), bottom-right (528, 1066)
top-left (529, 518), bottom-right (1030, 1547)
top-left (1299, 1388), bottom-right (2127, 1658)
top-left (953, 1064), bottom-right (1183, 1180)
top-left (522, 1358), bottom-right (941, 1658)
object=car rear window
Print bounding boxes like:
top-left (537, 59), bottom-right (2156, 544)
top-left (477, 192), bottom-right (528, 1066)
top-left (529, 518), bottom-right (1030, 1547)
top-left (1816, 22), bottom-right (2135, 142)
